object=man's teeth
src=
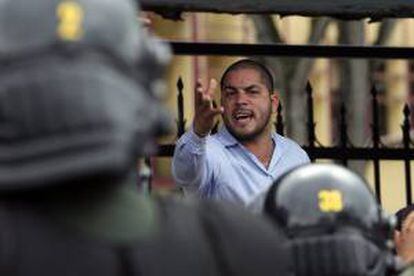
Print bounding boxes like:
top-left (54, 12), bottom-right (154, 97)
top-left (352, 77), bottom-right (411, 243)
top-left (233, 109), bottom-right (253, 121)
top-left (235, 113), bottom-right (251, 120)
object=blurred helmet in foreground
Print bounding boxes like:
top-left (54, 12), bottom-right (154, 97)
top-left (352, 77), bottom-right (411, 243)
top-left (0, 0), bottom-right (171, 190)
top-left (264, 164), bottom-right (398, 276)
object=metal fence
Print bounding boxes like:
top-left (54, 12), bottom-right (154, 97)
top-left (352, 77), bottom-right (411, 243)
top-left (152, 41), bottom-right (414, 205)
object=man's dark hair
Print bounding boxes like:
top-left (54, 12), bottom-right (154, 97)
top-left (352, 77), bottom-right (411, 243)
top-left (220, 59), bottom-right (275, 92)
top-left (395, 204), bottom-right (414, 231)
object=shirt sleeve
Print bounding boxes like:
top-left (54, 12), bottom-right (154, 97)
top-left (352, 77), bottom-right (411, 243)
top-left (286, 137), bottom-right (311, 165)
top-left (299, 148), bottom-right (311, 163)
top-left (171, 128), bottom-right (212, 193)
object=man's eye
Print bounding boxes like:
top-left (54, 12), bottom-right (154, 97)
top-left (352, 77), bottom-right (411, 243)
top-left (225, 90), bottom-right (236, 96)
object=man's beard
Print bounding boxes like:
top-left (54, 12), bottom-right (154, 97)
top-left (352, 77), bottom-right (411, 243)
top-left (225, 107), bottom-right (272, 142)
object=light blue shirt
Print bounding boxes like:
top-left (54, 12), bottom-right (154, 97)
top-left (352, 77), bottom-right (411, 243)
top-left (172, 126), bottom-right (310, 207)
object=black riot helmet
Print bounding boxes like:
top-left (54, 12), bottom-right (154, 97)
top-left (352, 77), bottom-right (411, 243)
top-left (0, 0), bottom-right (171, 190)
top-left (264, 164), bottom-right (398, 276)
top-left (265, 163), bottom-right (390, 240)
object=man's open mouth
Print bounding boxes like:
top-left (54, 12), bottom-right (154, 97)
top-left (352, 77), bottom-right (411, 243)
top-left (233, 110), bottom-right (253, 124)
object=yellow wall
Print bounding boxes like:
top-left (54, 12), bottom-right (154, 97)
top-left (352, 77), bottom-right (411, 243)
top-left (310, 59), bottom-right (332, 145)
top-left (366, 162), bottom-right (414, 213)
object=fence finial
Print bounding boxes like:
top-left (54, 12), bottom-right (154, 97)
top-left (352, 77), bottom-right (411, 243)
top-left (306, 82), bottom-right (316, 148)
top-left (176, 77), bottom-right (186, 138)
top-left (275, 102), bottom-right (284, 135)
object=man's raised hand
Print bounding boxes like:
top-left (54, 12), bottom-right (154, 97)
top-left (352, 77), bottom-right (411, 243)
top-left (193, 78), bottom-right (223, 137)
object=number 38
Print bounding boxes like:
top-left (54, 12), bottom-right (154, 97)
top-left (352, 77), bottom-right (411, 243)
top-left (318, 190), bottom-right (344, 212)
top-left (56, 1), bottom-right (84, 41)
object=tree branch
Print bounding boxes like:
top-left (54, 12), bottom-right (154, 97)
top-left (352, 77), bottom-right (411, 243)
top-left (250, 15), bottom-right (284, 43)
top-left (250, 15), bottom-right (286, 90)
top-left (370, 19), bottom-right (397, 79)
top-left (291, 17), bottom-right (331, 89)
top-left (373, 19), bottom-right (397, 46)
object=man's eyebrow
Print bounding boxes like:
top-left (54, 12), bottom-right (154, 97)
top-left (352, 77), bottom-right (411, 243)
top-left (222, 85), bottom-right (237, 90)
top-left (223, 84), bottom-right (260, 90)
top-left (245, 85), bottom-right (260, 90)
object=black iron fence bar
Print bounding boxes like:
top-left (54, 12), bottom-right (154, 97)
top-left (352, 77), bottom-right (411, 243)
top-left (140, 0), bottom-right (414, 19)
top-left (306, 82), bottom-right (316, 149)
top-left (371, 86), bottom-right (381, 149)
top-left (339, 104), bottom-right (348, 166)
top-left (176, 77), bottom-right (186, 138)
top-left (170, 42), bottom-right (414, 59)
top-left (403, 105), bottom-right (412, 205)
top-left (371, 86), bottom-right (382, 203)
top-left (305, 148), bottom-right (414, 160)
top-left (275, 103), bottom-right (284, 136)
top-left (158, 144), bottom-right (414, 159)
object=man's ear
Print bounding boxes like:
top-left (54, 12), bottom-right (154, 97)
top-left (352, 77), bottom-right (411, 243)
top-left (271, 90), bottom-right (279, 113)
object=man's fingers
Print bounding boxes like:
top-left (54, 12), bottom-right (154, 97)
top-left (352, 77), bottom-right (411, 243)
top-left (204, 105), bottom-right (224, 119)
top-left (195, 79), bottom-right (212, 104)
top-left (213, 105), bottom-right (224, 114)
top-left (206, 79), bottom-right (218, 98)
top-left (195, 79), bottom-right (221, 114)
top-left (202, 79), bottom-right (218, 108)
top-left (195, 79), bottom-right (205, 105)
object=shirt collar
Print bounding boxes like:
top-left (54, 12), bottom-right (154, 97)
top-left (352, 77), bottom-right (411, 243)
top-left (216, 126), bottom-right (279, 148)
top-left (216, 126), bottom-right (239, 147)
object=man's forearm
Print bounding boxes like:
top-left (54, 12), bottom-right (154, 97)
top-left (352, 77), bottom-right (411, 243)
top-left (172, 129), bottom-right (209, 190)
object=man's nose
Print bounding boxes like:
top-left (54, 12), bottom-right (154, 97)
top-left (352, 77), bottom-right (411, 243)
top-left (235, 90), bottom-right (249, 105)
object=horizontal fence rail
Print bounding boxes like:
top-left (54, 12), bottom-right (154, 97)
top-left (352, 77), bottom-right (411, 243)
top-left (141, 0), bottom-right (414, 20)
top-left (158, 145), bottom-right (414, 160)
top-left (170, 41), bottom-right (414, 59)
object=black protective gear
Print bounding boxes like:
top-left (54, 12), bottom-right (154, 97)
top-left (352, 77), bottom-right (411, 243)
top-left (0, 194), bottom-right (292, 276)
top-left (265, 164), bottom-right (392, 243)
top-left (0, 0), bottom-right (171, 190)
top-left (264, 164), bottom-right (398, 276)
top-left (0, 1), bottom-right (293, 276)
top-left (290, 232), bottom-right (390, 276)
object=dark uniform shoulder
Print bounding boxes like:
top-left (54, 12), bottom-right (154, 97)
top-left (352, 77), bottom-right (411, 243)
top-left (0, 192), bottom-right (291, 275)
top-left (156, 196), bottom-right (292, 276)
